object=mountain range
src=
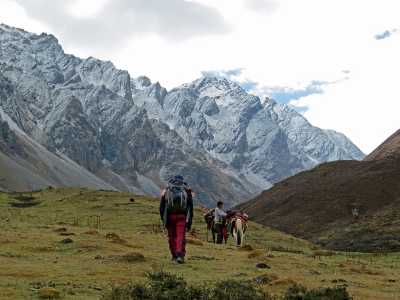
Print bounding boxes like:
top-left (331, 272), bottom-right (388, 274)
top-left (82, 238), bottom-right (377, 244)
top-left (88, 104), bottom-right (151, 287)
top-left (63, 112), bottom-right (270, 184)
top-left (0, 24), bottom-right (364, 206)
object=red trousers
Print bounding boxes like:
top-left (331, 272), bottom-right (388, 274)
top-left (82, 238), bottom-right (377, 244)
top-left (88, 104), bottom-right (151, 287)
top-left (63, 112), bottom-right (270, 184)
top-left (166, 214), bottom-right (186, 258)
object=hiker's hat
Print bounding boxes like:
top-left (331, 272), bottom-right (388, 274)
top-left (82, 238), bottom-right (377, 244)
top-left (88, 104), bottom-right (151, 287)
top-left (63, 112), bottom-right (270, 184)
top-left (174, 175), bottom-right (184, 182)
top-left (169, 175), bottom-right (185, 185)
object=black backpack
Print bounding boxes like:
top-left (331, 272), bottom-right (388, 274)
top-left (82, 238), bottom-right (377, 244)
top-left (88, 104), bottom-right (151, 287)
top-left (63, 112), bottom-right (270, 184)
top-left (165, 183), bottom-right (188, 213)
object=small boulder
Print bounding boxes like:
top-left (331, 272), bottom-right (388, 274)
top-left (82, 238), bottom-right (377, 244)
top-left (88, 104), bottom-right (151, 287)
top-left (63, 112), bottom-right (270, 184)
top-left (120, 252), bottom-right (145, 263)
top-left (84, 230), bottom-right (99, 235)
top-left (239, 244), bottom-right (254, 251)
top-left (60, 238), bottom-right (73, 244)
top-left (59, 232), bottom-right (75, 236)
top-left (105, 232), bottom-right (121, 240)
top-left (105, 232), bottom-right (128, 245)
top-left (309, 269), bottom-right (322, 276)
top-left (254, 273), bottom-right (279, 284)
top-left (187, 237), bottom-right (203, 246)
top-left (256, 263), bottom-right (271, 269)
top-left (248, 250), bottom-right (265, 259)
top-left (38, 287), bottom-right (60, 299)
top-left (331, 279), bottom-right (347, 284)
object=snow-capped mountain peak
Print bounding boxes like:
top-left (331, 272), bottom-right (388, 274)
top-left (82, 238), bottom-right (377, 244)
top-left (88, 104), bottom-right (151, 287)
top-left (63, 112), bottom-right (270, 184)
top-left (0, 24), bottom-right (364, 206)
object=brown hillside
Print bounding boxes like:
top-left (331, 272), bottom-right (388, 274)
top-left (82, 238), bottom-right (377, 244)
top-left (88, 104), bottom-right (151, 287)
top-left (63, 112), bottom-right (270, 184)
top-left (239, 130), bottom-right (400, 252)
top-left (365, 129), bottom-right (400, 161)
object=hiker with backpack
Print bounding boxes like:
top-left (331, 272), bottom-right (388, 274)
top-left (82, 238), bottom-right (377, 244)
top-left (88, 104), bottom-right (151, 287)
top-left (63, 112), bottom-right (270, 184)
top-left (214, 201), bottom-right (227, 244)
top-left (160, 175), bottom-right (194, 264)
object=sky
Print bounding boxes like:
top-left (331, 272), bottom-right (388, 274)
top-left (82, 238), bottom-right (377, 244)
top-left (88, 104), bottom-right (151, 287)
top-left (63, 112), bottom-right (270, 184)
top-left (0, 0), bottom-right (399, 154)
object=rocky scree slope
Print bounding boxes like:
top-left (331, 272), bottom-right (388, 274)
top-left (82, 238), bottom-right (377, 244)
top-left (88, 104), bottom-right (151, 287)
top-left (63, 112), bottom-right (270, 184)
top-left (0, 99), bottom-right (112, 192)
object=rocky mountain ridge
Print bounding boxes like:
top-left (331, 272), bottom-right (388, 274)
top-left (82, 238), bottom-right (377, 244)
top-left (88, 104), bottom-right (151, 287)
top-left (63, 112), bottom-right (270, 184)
top-left (0, 24), bottom-right (364, 206)
top-left (134, 76), bottom-right (364, 187)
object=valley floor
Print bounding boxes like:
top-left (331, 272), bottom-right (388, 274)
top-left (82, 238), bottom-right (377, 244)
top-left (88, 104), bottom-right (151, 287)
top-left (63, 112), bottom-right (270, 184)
top-left (0, 189), bottom-right (399, 299)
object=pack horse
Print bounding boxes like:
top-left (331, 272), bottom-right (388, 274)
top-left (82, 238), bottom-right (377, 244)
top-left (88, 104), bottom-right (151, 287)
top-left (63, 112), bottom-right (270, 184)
top-left (229, 211), bottom-right (248, 247)
top-left (204, 209), bottom-right (248, 247)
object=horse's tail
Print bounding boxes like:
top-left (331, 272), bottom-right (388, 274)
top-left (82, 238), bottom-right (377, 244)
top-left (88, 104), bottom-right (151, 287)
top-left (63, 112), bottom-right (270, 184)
top-left (235, 218), bottom-right (243, 246)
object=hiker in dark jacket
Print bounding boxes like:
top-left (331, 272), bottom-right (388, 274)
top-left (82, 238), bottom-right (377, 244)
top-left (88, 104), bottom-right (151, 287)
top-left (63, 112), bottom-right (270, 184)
top-left (160, 175), bottom-right (194, 264)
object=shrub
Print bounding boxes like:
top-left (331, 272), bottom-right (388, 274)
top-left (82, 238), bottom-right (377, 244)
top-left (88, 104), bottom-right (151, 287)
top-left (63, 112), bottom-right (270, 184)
top-left (284, 284), bottom-right (352, 300)
top-left (104, 272), bottom-right (271, 300)
top-left (105, 272), bottom-right (208, 300)
top-left (104, 272), bottom-right (352, 300)
top-left (211, 280), bottom-right (272, 300)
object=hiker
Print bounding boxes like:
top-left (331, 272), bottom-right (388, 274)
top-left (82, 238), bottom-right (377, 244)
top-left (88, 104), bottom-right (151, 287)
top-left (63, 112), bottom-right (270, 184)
top-left (214, 201), bottom-right (227, 244)
top-left (160, 175), bottom-right (193, 264)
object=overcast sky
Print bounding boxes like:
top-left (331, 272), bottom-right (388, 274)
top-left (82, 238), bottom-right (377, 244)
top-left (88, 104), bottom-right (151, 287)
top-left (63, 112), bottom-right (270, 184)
top-left (1, 0), bottom-right (399, 154)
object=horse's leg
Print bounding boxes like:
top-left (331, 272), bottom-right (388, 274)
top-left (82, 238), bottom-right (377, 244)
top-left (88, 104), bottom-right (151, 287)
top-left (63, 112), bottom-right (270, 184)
top-left (236, 219), bottom-right (243, 247)
top-left (212, 228), bottom-right (216, 243)
top-left (224, 227), bottom-right (227, 244)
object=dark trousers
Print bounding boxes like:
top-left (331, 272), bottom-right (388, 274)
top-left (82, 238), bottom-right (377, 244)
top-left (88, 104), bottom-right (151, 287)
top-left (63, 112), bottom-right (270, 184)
top-left (166, 214), bottom-right (186, 258)
top-left (214, 223), bottom-right (224, 244)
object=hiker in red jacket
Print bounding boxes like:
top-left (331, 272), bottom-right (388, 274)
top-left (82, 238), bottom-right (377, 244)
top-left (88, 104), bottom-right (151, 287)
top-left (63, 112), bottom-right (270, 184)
top-left (160, 175), bottom-right (194, 264)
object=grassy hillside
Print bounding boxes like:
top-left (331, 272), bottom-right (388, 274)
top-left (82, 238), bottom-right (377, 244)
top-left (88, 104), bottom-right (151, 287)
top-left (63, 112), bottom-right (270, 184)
top-left (0, 188), bottom-right (400, 299)
top-left (238, 156), bottom-right (400, 252)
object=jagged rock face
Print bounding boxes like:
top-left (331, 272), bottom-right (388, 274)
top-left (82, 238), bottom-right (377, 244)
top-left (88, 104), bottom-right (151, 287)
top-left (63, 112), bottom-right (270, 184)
top-left (0, 116), bottom-right (20, 155)
top-left (0, 101), bottom-right (114, 192)
top-left (0, 24), bottom-right (255, 206)
top-left (136, 77), bottom-right (364, 186)
top-left (0, 24), bottom-right (364, 206)
top-left (44, 96), bottom-right (103, 172)
top-left (263, 100), bottom-right (364, 163)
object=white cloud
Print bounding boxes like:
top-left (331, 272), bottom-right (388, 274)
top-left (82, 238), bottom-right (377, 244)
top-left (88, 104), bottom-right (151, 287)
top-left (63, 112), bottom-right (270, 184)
top-left (11, 0), bottom-right (229, 51)
top-left (291, 34), bottom-right (400, 153)
top-left (0, 0), bottom-right (48, 33)
top-left (245, 0), bottom-right (278, 13)
top-left (67, 0), bottom-right (110, 18)
top-left (1, 0), bottom-right (399, 153)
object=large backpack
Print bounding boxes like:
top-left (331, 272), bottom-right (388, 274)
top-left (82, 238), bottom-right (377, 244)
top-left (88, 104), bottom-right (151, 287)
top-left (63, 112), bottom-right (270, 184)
top-left (204, 209), bottom-right (215, 228)
top-left (165, 183), bottom-right (188, 213)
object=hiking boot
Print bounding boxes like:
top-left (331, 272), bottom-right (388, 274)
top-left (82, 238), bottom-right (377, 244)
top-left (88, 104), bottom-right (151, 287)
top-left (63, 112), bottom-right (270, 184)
top-left (176, 256), bottom-right (185, 264)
